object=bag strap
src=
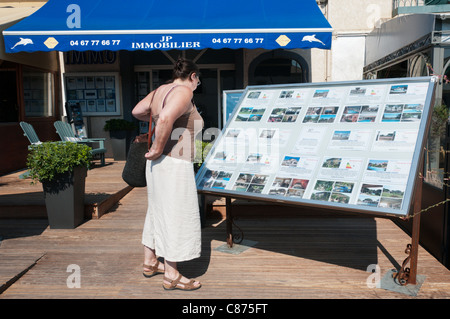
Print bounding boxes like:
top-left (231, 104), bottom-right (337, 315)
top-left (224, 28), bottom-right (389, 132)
top-left (161, 85), bottom-right (179, 110)
top-left (148, 89), bottom-right (157, 150)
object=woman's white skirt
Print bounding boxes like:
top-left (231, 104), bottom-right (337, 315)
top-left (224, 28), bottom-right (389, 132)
top-left (142, 155), bottom-right (201, 262)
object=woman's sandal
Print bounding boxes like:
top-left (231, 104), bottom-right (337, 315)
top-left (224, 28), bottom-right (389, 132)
top-left (162, 274), bottom-right (201, 291)
top-left (142, 260), bottom-right (164, 278)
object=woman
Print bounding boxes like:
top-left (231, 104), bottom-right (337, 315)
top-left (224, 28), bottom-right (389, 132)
top-left (132, 58), bottom-right (203, 291)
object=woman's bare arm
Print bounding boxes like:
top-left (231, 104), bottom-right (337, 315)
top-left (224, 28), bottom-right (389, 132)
top-left (141, 86), bottom-right (193, 160)
top-left (132, 91), bottom-right (155, 122)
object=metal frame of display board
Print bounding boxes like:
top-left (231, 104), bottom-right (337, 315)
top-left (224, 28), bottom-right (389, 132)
top-left (196, 76), bottom-right (437, 286)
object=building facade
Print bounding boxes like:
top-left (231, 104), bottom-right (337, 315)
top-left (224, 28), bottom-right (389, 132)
top-left (0, 0), bottom-right (395, 172)
top-left (0, 2), bottom-right (60, 175)
top-left (364, 1), bottom-right (450, 269)
top-left (2, 0), bottom-right (449, 268)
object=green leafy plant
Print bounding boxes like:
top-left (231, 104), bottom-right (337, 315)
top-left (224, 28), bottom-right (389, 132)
top-left (194, 139), bottom-right (213, 172)
top-left (26, 141), bottom-right (93, 184)
top-left (430, 104), bottom-right (449, 137)
top-left (103, 119), bottom-right (137, 131)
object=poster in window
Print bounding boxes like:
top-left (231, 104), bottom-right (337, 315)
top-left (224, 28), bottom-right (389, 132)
top-left (65, 73), bottom-right (120, 115)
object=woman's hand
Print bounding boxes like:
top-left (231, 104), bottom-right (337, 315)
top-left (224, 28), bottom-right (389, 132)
top-left (145, 148), bottom-right (162, 161)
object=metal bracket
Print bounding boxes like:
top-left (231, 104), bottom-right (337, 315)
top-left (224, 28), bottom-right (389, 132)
top-left (392, 196), bottom-right (422, 286)
top-left (392, 243), bottom-right (413, 285)
top-left (225, 197), bottom-right (244, 248)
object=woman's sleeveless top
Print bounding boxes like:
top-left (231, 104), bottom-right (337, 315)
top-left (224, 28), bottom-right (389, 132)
top-left (152, 85), bottom-right (204, 162)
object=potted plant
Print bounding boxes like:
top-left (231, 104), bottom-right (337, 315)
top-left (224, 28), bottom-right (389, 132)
top-left (103, 118), bottom-right (137, 160)
top-left (194, 139), bottom-right (212, 173)
top-left (26, 141), bottom-right (93, 229)
top-left (194, 139), bottom-right (213, 228)
top-left (103, 118), bottom-right (137, 139)
top-left (425, 104), bottom-right (449, 187)
top-left (430, 104), bottom-right (449, 137)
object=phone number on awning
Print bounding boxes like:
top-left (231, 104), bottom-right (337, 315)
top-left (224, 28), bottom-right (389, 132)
top-left (211, 38), bottom-right (264, 44)
top-left (70, 40), bottom-right (121, 46)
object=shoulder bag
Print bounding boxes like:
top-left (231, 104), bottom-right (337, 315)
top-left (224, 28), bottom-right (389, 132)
top-left (122, 92), bottom-right (156, 187)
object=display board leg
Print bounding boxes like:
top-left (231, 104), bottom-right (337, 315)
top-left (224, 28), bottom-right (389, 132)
top-left (408, 213), bottom-right (421, 285)
top-left (393, 213), bottom-right (421, 286)
top-left (393, 169), bottom-right (423, 286)
top-left (225, 197), bottom-right (244, 248)
top-left (226, 197), bottom-right (233, 248)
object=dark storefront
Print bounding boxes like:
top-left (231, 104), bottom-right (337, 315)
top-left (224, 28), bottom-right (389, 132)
top-left (0, 10), bottom-right (60, 175)
top-left (364, 13), bottom-right (450, 269)
top-left (1, 0), bottom-right (332, 171)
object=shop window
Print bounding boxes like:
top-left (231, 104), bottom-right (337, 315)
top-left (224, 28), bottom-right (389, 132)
top-left (409, 54), bottom-right (429, 78)
top-left (65, 72), bottom-right (121, 116)
top-left (0, 70), bottom-right (18, 122)
top-left (376, 60), bottom-right (408, 78)
top-left (23, 67), bottom-right (55, 118)
top-left (424, 59), bottom-right (450, 189)
top-left (195, 49), bottom-right (236, 64)
top-left (250, 58), bottom-right (304, 85)
top-left (135, 69), bottom-right (172, 102)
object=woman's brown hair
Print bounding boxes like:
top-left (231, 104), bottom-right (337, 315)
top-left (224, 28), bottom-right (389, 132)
top-left (172, 58), bottom-right (200, 82)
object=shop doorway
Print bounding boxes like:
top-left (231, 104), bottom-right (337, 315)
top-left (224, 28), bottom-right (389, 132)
top-left (248, 51), bottom-right (309, 85)
top-left (0, 70), bottom-right (18, 122)
top-left (135, 66), bottom-right (236, 130)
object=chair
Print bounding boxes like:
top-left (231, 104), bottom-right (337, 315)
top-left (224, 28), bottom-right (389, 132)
top-left (54, 121), bottom-right (106, 166)
top-left (19, 121), bottom-right (43, 179)
top-left (20, 121), bottom-right (42, 147)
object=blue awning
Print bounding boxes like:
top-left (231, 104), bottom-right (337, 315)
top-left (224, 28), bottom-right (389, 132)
top-left (3, 0), bottom-right (332, 53)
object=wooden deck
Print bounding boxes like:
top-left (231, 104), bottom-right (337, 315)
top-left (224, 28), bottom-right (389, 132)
top-left (0, 161), bottom-right (449, 301)
top-left (0, 160), bottom-right (132, 219)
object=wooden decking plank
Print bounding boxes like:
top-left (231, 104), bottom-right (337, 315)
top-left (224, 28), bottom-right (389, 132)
top-left (0, 165), bottom-right (449, 299)
top-left (1, 211), bottom-right (449, 298)
top-left (0, 252), bottom-right (45, 294)
top-left (0, 160), bottom-right (130, 219)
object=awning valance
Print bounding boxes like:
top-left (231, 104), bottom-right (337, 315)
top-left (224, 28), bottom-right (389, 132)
top-left (3, 0), bottom-right (333, 53)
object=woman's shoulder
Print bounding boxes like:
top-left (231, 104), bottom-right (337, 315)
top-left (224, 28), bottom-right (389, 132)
top-left (157, 83), bottom-right (191, 95)
top-left (172, 84), bottom-right (193, 94)
top-left (165, 84), bottom-right (193, 101)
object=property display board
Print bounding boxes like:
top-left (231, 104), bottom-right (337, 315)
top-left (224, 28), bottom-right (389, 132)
top-left (195, 77), bottom-right (436, 218)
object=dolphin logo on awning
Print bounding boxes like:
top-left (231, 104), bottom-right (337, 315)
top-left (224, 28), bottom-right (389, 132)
top-left (11, 37), bottom-right (33, 49)
top-left (301, 34), bottom-right (325, 46)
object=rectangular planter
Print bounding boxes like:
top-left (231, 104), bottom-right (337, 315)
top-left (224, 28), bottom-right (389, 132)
top-left (110, 137), bottom-right (127, 160)
top-left (42, 166), bottom-right (87, 229)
